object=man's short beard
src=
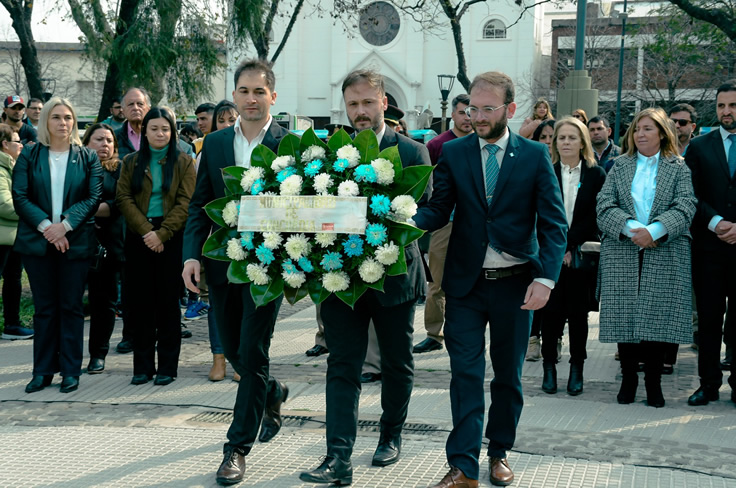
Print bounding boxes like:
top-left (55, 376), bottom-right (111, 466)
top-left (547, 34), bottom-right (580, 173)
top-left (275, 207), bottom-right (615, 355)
top-left (721, 119), bottom-right (736, 131)
top-left (351, 113), bottom-right (383, 133)
top-left (474, 115), bottom-right (507, 140)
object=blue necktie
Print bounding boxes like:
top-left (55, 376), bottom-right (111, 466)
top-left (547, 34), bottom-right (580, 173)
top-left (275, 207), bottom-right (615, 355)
top-left (484, 144), bottom-right (500, 206)
top-left (728, 134), bottom-right (736, 178)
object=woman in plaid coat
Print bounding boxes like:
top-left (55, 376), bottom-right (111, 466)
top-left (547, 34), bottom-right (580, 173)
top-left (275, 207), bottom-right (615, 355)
top-left (596, 108), bottom-right (696, 408)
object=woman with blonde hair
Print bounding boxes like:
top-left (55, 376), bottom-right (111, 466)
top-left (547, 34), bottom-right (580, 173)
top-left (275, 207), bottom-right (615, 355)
top-left (12, 98), bottom-right (103, 394)
top-left (519, 98), bottom-right (554, 139)
top-left (596, 108), bottom-right (696, 408)
top-left (540, 118), bottom-right (606, 395)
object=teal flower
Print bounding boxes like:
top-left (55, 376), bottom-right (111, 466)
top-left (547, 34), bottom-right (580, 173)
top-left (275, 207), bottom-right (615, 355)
top-left (255, 244), bottom-right (275, 265)
top-left (277, 167), bottom-right (297, 182)
top-left (343, 234), bottom-right (364, 257)
top-left (333, 159), bottom-right (349, 172)
top-left (240, 232), bottom-right (255, 250)
top-left (354, 164), bottom-right (377, 183)
top-left (282, 260), bottom-right (299, 274)
top-left (305, 160), bottom-right (323, 177)
top-left (298, 256), bottom-right (314, 272)
top-left (370, 195), bottom-right (391, 216)
top-left (251, 179), bottom-right (265, 195)
top-left (365, 223), bottom-right (388, 246)
top-left (320, 252), bottom-right (343, 271)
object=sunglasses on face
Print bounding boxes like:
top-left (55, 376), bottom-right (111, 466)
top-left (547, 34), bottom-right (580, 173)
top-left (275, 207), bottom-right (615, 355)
top-left (670, 118), bottom-right (692, 127)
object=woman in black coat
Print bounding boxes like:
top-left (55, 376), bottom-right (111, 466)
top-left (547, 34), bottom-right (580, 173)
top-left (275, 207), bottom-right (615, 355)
top-left (540, 117), bottom-right (606, 396)
top-left (12, 97), bottom-right (103, 394)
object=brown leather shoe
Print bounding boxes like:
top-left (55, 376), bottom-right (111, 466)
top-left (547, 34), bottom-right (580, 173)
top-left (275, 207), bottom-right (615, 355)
top-left (489, 457), bottom-right (514, 486)
top-left (428, 466), bottom-right (478, 487)
top-left (216, 446), bottom-right (246, 485)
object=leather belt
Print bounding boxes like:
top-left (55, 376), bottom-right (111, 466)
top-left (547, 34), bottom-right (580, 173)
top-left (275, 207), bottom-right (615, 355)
top-left (481, 263), bottom-right (531, 280)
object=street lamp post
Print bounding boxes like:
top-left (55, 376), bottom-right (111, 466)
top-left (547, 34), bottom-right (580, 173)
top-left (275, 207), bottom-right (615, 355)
top-left (437, 74), bottom-right (455, 133)
top-left (614, 2), bottom-right (628, 145)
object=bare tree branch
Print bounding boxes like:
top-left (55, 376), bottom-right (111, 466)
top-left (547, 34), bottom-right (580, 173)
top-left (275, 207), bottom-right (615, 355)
top-left (271, 0), bottom-right (306, 63)
top-left (665, 0), bottom-right (735, 39)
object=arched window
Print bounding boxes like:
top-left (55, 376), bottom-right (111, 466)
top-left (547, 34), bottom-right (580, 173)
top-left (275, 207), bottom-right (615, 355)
top-left (483, 19), bottom-right (507, 39)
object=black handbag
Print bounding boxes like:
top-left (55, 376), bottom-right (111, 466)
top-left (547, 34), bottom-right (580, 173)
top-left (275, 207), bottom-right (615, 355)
top-left (572, 241), bottom-right (600, 272)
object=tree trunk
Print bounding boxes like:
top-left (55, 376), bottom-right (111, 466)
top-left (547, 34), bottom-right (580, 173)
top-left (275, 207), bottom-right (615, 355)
top-left (1, 0), bottom-right (43, 100)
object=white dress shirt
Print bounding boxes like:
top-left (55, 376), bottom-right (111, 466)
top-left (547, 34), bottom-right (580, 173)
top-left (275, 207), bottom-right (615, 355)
top-left (621, 151), bottom-right (667, 242)
top-left (233, 115), bottom-right (273, 168)
top-left (560, 161), bottom-right (581, 228)
top-left (707, 127), bottom-right (737, 232)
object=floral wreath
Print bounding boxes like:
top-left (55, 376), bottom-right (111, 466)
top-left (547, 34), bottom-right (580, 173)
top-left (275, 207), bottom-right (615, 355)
top-left (202, 128), bottom-right (434, 308)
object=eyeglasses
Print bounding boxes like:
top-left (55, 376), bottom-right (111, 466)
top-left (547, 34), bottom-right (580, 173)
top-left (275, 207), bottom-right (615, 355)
top-left (670, 118), bottom-right (692, 127)
top-left (465, 104), bottom-right (507, 118)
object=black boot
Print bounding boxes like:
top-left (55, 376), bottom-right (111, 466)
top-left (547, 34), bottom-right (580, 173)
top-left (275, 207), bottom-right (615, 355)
top-left (542, 361), bottom-right (557, 394)
top-left (644, 362), bottom-right (665, 408)
top-left (566, 362), bottom-right (584, 396)
top-left (617, 355), bottom-right (639, 404)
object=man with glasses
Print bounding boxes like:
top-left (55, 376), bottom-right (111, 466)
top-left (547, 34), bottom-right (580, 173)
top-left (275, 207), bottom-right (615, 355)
top-left (414, 71), bottom-right (567, 487)
top-left (669, 103), bottom-right (697, 156)
top-left (102, 97), bottom-right (126, 131)
top-left (23, 98), bottom-right (43, 130)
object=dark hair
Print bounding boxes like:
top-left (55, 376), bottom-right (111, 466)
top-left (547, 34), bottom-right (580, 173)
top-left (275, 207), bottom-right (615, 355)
top-left (532, 119), bottom-right (556, 142)
top-left (341, 69), bottom-right (385, 96)
top-left (112, 96), bottom-right (123, 105)
top-left (451, 93), bottom-right (470, 110)
top-left (27, 98), bottom-right (43, 106)
top-left (469, 72), bottom-right (515, 105)
top-left (587, 115), bottom-right (611, 129)
top-left (233, 59), bottom-right (275, 91)
top-left (717, 80), bottom-right (736, 97)
top-left (210, 100), bottom-right (238, 133)
top-left (195, 102), bottom-right (216, 115)
top-left (0, 123), bottom-right (13, 144)
top-left (82, 123), bottom-right (119, 152)
top-left (668, 103), bottom-right (697, 123)
top-left (131, 107), bottom-right (179, 194)
top-left (180, 123), bottom-right (202, 139)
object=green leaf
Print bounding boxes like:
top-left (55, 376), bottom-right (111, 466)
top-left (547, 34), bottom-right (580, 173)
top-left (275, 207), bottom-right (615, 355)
top-left (222, 166), bottom-right (247, 196)
top-left (251, 145), bottom-right (277, 171)
top-left (390, 165), bottom-right (435, 202)
top-left (378, 145), bottom-right (403, 181)
top-left (352, 129), bottom-right (379, 163)
top-left (204, 196), bottom-right (238, 228)
top-left (327, 129), bottom-right (353, 151)
top-left (250, 279), bottom-right (285, 307)
top-left (300, 127), bottom-right (330, 151)
top-left (227, 261), bottom-right (249, 284)
top-left (277, 132), bottom-right (302, 160)
top-left (283, 285), bottom-right (309, 305)
top-left (202, 227), bottom-right (237, 262)
top-left (385, 246), bottom-right (408, 276)
top-left (364, 273), bottom-right (386, 291)
top-left (308, 279), bottom-right (332, 305)
top-left (387, 220), bottom-right (426, 247)
top-left (334, 278), bottom-right (369, 308)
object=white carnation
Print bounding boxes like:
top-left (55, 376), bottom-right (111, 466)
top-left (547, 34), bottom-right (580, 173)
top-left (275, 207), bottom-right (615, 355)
top-left (337, 145), bottom-right (361, 168)
top-left (280, 174), bottom-right (303, 196)
top-left (246, 264), bottom-right (270, 285)
top-left (240, 167), bottom-right (265, 192)
top-left (371, 158), bottom-right (395, 185)
top-left (285, 234), bottom-right (310, 260)
top-left (358, 258), bottom-right (384, 283)
top-left (271, 155), bottom-right (295, 172)
top-left (301, 145), bottom-right (326, 162)
top-left (337, 180), bottom-right (360, 197)
top-left (391, 195), bottom-right (418, 220)
top-left (322, 271), bottom-right (350, 292)
top-left (282, 271), bottom-right (307, 288)
top-left (315, 233), bottom-right (337, 248)
top-left (313, 173), bottom-right (334, 195)
top-left (222, 200), bottom-right (239, 227)
top-left (226, 238), bottom-right (248, 261)
top-left (263, 232), bottom-right (283, 249)
top-left (375, 241), bottom-right (400, 265)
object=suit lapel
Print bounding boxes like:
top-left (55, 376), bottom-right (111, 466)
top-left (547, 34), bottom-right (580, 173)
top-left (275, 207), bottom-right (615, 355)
top-left (62, 145), bottom-right (79, 203)
top-left (711, 129), bottom-right (731, 180)
top-left (221, 129), bottom-right (236, 168)
top-left (464, 134), bottom-right (487, 208)
top-left (489, 132), bottom-right (520, 209)
top-left (649, 155), bottom-right (675, 222)
top-left (379, 126), bottom-right (396, 151)
top-left (38, 145), bottom-right (52, 211)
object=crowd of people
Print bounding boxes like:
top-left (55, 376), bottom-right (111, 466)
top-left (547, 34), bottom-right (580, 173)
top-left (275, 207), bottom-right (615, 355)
top-left (0, 61), bottom-right (734, 487)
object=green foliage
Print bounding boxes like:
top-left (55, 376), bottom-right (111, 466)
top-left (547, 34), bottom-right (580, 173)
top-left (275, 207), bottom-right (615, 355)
top-left (352, 130), bottom-right (380, 163)
top-left (300, 128), bottom-right (330, 152)
top-left (204, 196), bottom-right (238, 228)
top-left (277, 132), bottom-right (302, 160)
top-left (378, 145), bottom-right (403, 181)
top-left (390, 165), bottom-right (435, 201)
top-left (222, 167), bottom-right (248, 196)
top-left (251, 278), bottom-right (285, 307)
top-left (327, 129), bottom-right (353, 151)
top-left (203, 227), bottom-right (237, 261)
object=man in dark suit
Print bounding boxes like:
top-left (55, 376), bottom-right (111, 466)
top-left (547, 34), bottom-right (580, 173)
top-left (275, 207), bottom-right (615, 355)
top-left (686, 80), bottom-right (736, 406)
top-left (182, 59), bottom-right (290, 486)
top-left (414, 71), bottom-right (567, 488)
top-left (299, 69), bottom-right (431, 486)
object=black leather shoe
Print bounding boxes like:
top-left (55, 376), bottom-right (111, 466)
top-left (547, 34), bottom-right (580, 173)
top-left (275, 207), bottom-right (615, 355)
top-left (566, 362), bottom-right (584, 396)
top-left (617, 372), bottom-right (638, 404)
top-left (60, 376), bottom-right (79, 393)
top-left (720, 357), bottom-right (733, 371)
top-left (259, 382), bottom-right (288, 442)
top-left (360, 372), bottom-right (381, 383)
top-left (305, 344), bottom-right (329, 357)
top-left (688, 386), bottom-right (719, 406)
top-left (542, 361), bottom-right (557, 394)
top-left (299, 456), bottom-right (352, 485)
top-left (413, 337), bottom-right (443, 354)
top-left (87, 358), bottom-right (105, 374)
top-left (372, 435), bottom-right (401, 466)
top-left (216, 446), bottom-right (246, 485)
top-left (116, 339), bottom-right (133, 354)
top-left (154, 375), bottom-right (175, 386)
top-left (25, 375), bottom-right (53, 393)
top-left (131, 374), bottom-right (152, 385)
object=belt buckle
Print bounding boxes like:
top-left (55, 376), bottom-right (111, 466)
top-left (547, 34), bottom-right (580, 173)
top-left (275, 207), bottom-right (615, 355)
top-left (484, 269), bottom-right (498, 280)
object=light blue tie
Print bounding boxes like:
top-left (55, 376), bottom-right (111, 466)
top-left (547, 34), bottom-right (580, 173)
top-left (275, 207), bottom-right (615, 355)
top-left (728, 134), bottom-right (736, 178)
top-left (484, 144), bottom-right (500, 206)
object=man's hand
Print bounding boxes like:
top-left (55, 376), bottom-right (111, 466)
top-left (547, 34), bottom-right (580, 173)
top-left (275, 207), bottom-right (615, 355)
top-left (563, 250), bottom-right (572, 267)
top-left (630, 228), bottom-right (657, 248)
top-left (521, 281), bottom-right (551, 310)
top-left (716, 220), bottom-right (736, 245)
top-left (182, 260), bottom-right (201, 294)
top-left (43, 222), bottom-right (67, 243)
top-left (143, 231), bottom-right (163, 251)
top-left (53, 236), bottom-right (70, 253)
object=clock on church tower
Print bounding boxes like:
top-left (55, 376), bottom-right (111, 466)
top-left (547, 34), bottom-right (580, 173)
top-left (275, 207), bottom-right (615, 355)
top-left (359, 1), bottom-right (401, 47)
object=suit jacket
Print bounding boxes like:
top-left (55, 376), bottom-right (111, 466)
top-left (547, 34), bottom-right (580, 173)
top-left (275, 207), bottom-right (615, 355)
top-left (183, 119), bottom-right (289, 285)
top-left (684, 129), bottom-right (736, 256)
top-left (553, 161), bottom-right (606, 251)
top-left (116, 121), bottom-right (194, 160)
top-left (414, 131), bottom-right (568, 298)
top-left (12, 143), bottom-right (103, 259)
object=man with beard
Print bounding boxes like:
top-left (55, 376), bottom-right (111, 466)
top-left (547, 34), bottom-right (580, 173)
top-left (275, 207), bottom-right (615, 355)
top-left (413, 71), bottom-right (567, 487)
top-left (669, 103), bottom-right (697, 156)
top-left (299, 69), bottom-right (431, 486)
top-left (686, 81), bottom-right (736, 406)
top-left (3, 96), bottom-right (36, 144)
top-left (102, 97), bottom-right (126, 131)
top-left (587, 116), bottom-right (620, 173)
top-left (414, 93), bottom-right (473, 354)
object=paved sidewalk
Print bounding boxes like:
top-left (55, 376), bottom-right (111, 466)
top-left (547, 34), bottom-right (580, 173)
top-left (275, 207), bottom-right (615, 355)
top-left (0, 304), bottom-right (735, 487)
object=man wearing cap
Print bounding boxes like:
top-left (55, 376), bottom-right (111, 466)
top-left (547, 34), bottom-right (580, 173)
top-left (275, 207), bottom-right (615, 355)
top-left (4, 96), bottom-right (37, 144)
